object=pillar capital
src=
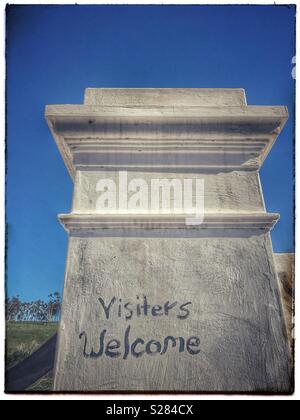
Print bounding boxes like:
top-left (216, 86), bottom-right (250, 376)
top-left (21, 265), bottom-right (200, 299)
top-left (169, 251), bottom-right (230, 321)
top-left (45, 89), bottom-right (288, 179)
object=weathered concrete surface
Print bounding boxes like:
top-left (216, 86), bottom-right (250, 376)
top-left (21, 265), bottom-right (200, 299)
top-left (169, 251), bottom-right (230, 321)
top-left (54, 233), bottom-right (291, 392)
top-left (84, 88), bottom-right (247, 107)
top-left (72, 170), bottom-right (266, 214)
top-left (46, 89), bottom-right (292, 393)
top-left (274, 253), bottom-right (294, 354)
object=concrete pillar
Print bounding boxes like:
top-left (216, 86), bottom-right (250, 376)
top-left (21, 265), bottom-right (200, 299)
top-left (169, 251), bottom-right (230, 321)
top-left (274, 253), bottom-right (294, 354)
top-left (46, 88), bottom-right (292, 392)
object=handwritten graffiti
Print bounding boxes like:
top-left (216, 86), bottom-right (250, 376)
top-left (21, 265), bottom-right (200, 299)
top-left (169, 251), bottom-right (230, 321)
top-left (79, 295), bottom-right (201, 360)
top-left (98, 296), bottom-right (192, 321)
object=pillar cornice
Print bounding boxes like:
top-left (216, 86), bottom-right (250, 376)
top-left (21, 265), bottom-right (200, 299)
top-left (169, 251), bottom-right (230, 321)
top-left (45, 103), bottom-right (288, 179)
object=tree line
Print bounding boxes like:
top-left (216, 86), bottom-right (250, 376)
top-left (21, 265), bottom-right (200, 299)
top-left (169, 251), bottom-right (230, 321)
top-left (6, 292), bottom-right (61, 322)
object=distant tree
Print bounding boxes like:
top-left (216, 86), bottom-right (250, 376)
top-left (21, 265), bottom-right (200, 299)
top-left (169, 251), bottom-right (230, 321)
top-left (48, 292), bottom-right (61, 322)
top-left (5, 292), bottom-right (61, 322)
top-left (6, 296), bottom-right (21, 321)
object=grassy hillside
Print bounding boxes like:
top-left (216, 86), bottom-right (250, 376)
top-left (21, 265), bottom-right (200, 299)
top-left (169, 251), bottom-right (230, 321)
top-left (6, 322), bottom-right (58, 391)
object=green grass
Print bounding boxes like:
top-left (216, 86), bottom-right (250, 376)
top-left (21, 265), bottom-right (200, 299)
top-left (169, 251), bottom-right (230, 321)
top-left (6, 321), bottom-right (58, 391)
top-left (27, 371), bottom-right (54, 392)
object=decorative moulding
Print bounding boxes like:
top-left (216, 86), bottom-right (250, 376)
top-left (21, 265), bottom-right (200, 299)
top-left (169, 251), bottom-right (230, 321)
top-left (45, 96), bottom-right (288, 179)
top-left (59, 212), bottom-right (279, 234)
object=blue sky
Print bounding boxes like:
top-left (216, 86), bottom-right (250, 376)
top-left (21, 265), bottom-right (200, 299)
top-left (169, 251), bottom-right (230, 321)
top-left (6, 5), bottom-right (295, 301)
